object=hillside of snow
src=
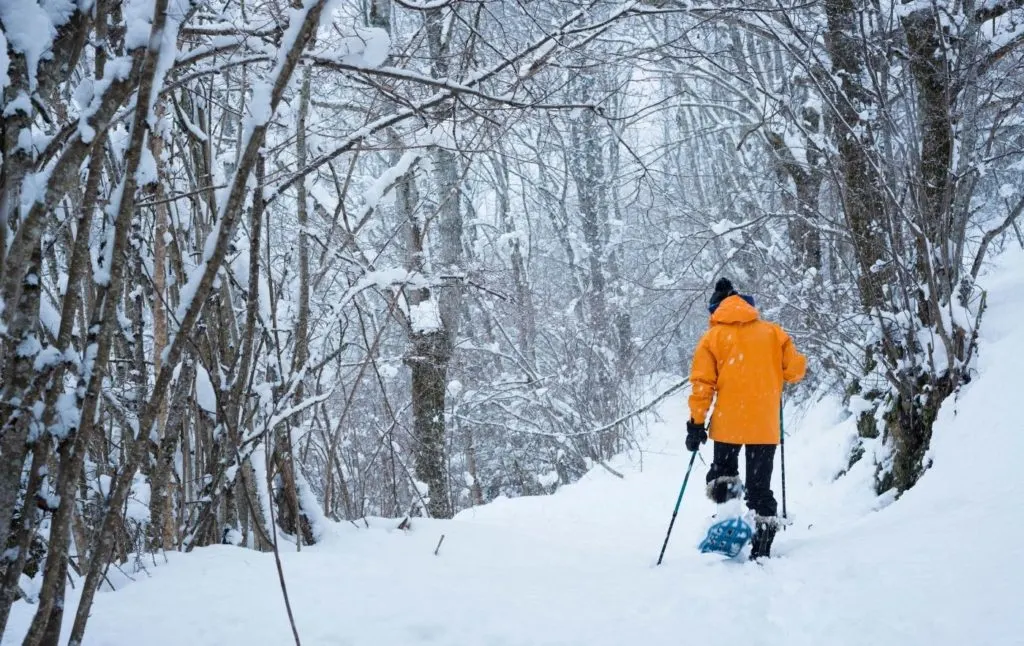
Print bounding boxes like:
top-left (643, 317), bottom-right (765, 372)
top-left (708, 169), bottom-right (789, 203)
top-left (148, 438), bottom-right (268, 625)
top-left (7, 248), bottom-right (1024, 646)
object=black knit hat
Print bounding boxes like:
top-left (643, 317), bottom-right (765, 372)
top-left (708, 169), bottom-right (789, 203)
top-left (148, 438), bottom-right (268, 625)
top-left (708, 277), bottom-right (737, 314)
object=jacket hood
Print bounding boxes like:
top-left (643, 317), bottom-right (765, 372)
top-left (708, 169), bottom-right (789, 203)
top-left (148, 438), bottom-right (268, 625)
top-left (710, 294), bottom-right (759, 325)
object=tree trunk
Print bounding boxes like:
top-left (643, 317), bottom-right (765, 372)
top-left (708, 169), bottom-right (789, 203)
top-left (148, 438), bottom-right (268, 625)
top-left (274, 63), bottom-right (314, 546)
top-left (408, 333), bottom-right (453, 518)
top-left (492, 152), bottom-right (537, 365)
top-left (148, 360), bottom-right (193, 551)
top-left (0, 52), bottom-right (38, 547)
top-left (823, 0), bottom-right (893, 311)
top-left (147, 99), bottom-right (173, 550)
top-left (465, 428), bottom-right (484, 506)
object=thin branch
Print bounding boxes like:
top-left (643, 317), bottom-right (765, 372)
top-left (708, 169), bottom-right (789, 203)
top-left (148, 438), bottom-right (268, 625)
top-left (971, 195), bottom-right (1024, 280)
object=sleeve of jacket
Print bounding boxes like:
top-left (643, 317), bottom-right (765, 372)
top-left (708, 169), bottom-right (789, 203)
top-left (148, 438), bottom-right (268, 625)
top-left (688, 332), bottom-right (717, 424)
top-left (779, 328), bottom-right (807, 384)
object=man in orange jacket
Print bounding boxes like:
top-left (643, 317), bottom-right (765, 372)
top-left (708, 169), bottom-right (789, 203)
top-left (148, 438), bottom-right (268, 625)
top-left (685, 278), bottom-right (807, 559)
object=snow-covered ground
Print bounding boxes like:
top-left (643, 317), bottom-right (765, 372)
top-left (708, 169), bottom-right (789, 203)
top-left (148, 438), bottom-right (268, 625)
top-left (7, 248), bottom-right (1024, 646)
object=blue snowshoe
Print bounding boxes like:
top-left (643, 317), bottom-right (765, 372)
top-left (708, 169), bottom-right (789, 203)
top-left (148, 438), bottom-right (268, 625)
top-left (699, 515), bottom-right (754, 558)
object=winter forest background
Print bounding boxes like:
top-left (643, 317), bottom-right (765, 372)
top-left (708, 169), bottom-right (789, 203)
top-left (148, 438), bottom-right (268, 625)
top-left (1, 0), bottom-right (1023, 643)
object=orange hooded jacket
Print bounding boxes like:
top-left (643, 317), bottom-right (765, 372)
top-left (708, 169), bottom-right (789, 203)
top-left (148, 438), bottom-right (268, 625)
top-left (688, 295), bottom-right (807, 445)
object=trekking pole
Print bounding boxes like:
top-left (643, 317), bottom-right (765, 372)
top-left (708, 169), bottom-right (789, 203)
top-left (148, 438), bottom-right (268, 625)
top-left (656, 449), bottom-right (699, 566)
top-left (780, 401), bottom-right (787, 520)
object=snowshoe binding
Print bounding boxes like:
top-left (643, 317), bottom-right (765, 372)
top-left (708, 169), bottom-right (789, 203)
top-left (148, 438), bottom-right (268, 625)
top-left (749, 516), bottom-right (780, 561)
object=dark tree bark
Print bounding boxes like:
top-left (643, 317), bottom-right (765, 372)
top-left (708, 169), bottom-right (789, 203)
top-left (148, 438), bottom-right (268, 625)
top-left (408, 333), bottom-right (453, 518)
top-left (823, 0), bottom-right (894, 312)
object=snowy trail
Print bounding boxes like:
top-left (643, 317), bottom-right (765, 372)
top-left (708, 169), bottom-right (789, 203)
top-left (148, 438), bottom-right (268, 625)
top-left (8, 249), bottom-right (1024, 645)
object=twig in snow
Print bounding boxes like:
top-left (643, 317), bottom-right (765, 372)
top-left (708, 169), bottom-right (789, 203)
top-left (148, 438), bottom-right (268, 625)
top-left (434, 535), bottom-right (446, 556)
top-left (585, 451), bottom-right (626, 480)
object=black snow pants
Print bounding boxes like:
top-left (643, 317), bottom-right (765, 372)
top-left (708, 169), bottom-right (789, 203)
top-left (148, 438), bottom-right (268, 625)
top-left (705, 441), bottom-right (778, 518)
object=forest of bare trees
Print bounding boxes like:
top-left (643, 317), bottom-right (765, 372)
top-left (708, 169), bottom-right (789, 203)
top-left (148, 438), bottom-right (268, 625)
top-left (1, 0), bottom-right (1022, 643)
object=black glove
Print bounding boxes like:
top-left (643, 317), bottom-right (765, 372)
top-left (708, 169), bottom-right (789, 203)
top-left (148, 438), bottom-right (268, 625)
top-left (685, 420), bottom-right (707, 452)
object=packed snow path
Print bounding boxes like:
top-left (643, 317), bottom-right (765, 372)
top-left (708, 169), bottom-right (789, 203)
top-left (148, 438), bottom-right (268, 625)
top-left (8, 250), bottom-right (1024, 646)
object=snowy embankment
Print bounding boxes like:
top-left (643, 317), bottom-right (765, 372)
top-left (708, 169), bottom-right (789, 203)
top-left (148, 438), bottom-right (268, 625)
top-left (7, 249), bottom-right (1024, 646)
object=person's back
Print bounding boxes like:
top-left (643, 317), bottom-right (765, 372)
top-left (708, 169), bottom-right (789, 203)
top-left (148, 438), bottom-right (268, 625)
top-left (685, 278), bottom-right (806, 560)
top-left (691, 293), bottom-right (804, 446)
